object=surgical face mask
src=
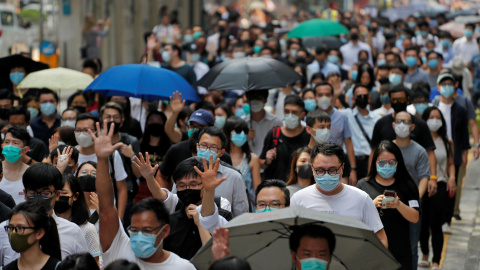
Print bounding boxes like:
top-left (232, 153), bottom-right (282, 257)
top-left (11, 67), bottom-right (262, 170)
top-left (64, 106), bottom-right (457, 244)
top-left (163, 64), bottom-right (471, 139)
top-left (376, 164), bottom-right (396, 178)
top-left (0, 108), bottom-right (8, 120)
top-left (297, 164), bottom-right (313, 179)
top-left (465, 29), bottom-right (473, 38)
top-left (75, 132), bottom-right (94, 148)
top-left (315, 173), bottom-right (341, 192)
top-left (327, 55), bottom-right (339, 64)
top-left (428, 59), bottom-right (439, 69)
top-left (304, 99), bottom-right (317, 112)
top-left (40, 102), bottom-right (56, 116)
top-left (420, 30), bottom-right (427, 37)
top-left (28, 107), bottom-right (39, 119)
top-left (2, 145), bottom-right (23, 163)
top-left (130, 226), bottom-right (165, 258)
top-left (394, 123), bottom-right (410, 138)
top-left (233, 51), bottom-right (246, 59)
top-left (177, 188), bottom-right (202, 206)
top-left (187, 128), bottom-right (198, 138)
top-left (61, 120), bottom-right (76, 128)
top-left (427, 119), bottom-right (443, 132)
top-left (284, 113), bottom-right (300, 129)
top-left (235, 107), bottom-right (245, 117)
top-left (9, 72), bottom-right (24, 85)
top-left (253, 45), bottom-right (262, 54)
top-left (316, 96), bottom-right (332, 111)
top-left (256, 206), bottom-right (280, 213)
top-left (190, 53), bottom-right (201, 63)
top-left (243, 104), bottom-right (250, 115)
top-left (421, 56), bottom-right (427, 64)
top-left (408, 21), bottom-right (416, 29)
top-left (298, 256), bottom-right (328, 270)
top-left (231, 131), bottom-right (247, 147)
top-left (351, 70), bottom-right (358, 81)
top-left (389, 73), bottom-right (402, 86)
top-left (380, 94), bottom-right (390, 105)
top-left (441, 39), bottom-right (451, 48)
top-left (214, 116), bottom-right (226, 129)
top-left (250, 100), bottom-right (264, 113)
top-left (406, 56), bottom-right (417, 67)
top-left (197, 147), bottom-right (218, 161)
top-left (377, 59), bottom-right (386, 66)
top-left (54, 195), bottom-right (72, 214)
top-left (414, 103), bottom-right (428, 116)
top-left (161, 51), bottom-right (171, 63)
top-left (391, 100), bottom-right (407, 113)
top-left (78, 175), bottom-right (96, 192)
top-left (313, 128), bottom-right (330, 144)
top-left (290, 49), bottom-right (297, 59)
top-left (183, 34), bottom-right (193, 43)
top-left (440, 85), bottom-right (454, 98)
top-left (8, 231), bottom-right (37, 253)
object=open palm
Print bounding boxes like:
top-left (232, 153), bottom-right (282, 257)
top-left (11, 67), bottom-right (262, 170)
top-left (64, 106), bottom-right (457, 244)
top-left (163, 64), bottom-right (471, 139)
top-left (194, 156), bottom-right (227, 192)
top-left (132, 152), bottom-right (158, 180)
top-left (170, 91), bottom-right (185, 114)
top-left (89, 120), bottom-right (123, 159)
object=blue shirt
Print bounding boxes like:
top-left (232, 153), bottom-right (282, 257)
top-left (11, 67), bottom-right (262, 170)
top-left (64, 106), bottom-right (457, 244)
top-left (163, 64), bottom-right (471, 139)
top-left (339, 107), bottom-right (381, 156)
top-left (30, 115), bottom-right (61, 147)
top-left (404, 67), bottom-right (429, 84)
top-left (327, 108), bottom-right (351, 146)
top-left (307, 60), bottom-right (340, 78)
top-left (429, 87), bottom-right (464, 102)
top-left (436, 47), bottom-right (457, 65)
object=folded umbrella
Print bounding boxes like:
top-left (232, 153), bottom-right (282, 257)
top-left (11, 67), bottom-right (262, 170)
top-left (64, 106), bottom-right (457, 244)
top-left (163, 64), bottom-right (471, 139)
top-left (84, 64), bottom-right (200, 102)
top-left (191, 206), bottom-right (400, 270)
top-left (287, 19), bottom-right (350, 38)
top-left (17, 67), bottom-right (94, 90)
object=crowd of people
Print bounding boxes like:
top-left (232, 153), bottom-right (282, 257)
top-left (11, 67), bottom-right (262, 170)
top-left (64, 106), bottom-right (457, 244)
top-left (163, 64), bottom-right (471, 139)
top-left (1, 3), bottom-right (480, 270)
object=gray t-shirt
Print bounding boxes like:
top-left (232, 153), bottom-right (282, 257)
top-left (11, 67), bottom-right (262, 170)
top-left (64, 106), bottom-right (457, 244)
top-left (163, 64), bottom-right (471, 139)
top-left (397, 140), bottom-right (430, 185)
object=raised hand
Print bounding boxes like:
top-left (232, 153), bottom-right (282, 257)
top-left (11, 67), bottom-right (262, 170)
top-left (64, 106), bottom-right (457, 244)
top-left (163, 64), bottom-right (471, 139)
top-left (48, 134), bottom-right (59, 153)
top-left (56, 146), bottom-right (73, 173)
top-left (194, 155), bottom-right (227, 192)
top-left (170, 91), bottom-right (185, 114)
top-left (88, 119), bottom-right (124, 159)
top-left (132, 152), bottom-right (158, 181)
top-left (212, 227), bottom-right (231, 261)
top-left (147, 34), bottom-right (157, 50)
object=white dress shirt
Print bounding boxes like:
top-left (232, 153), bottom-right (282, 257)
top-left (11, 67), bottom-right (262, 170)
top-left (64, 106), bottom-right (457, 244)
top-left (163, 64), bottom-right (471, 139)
top-left (339, 41), bottom-right (373, 70)
top-left (453, 36), bottom-right (479, 64)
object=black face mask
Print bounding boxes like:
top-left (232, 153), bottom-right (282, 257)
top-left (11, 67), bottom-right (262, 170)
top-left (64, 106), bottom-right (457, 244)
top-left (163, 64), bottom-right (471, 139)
top-left (78, 175), bottom-right (96, 192)
top-left (147, 123), bottom-right (165, 137)
top-left (0, 108), bottom-right (8, 120)
top-left (27, 195), bottom-right (56, 212)
top-left (355, 95), bottom-right (369, 109)
top-left (73, 106), bottom-right (86, 114)
top-left (107, 121), bottom-right (121, 134)
top-left (358, 57), bottom-right (368, 63)
top-left (177, 189), bottom-right (202, 206)
top-left (54, 196), bottom-right (72, 214)
top-left (297, 164), bottom-right (313, 179)
top-left (350, 33), bottom-right (359, 41)
top-left (392, 101), bottom-right (407, 113)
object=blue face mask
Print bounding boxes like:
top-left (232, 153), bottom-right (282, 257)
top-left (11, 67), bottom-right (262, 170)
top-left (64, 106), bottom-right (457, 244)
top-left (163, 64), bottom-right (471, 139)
top-left (290, 49), bottom-right (297, 59)
top-left (231, 131), bottom-right (247, 147)
top-left (340, 37), bottom-right (346, 43)
top-left (421, 56), bottom-right (427, 64)
top-left (304, 99), bottom-right (317, 111)
top-left (197, 147), bottom-right (218, 161)
top-left (399, 34), bottom-right (406, 40)
top-left (61, 120), bottom-right (76, 128)
top-left (242, 104), bottom-right (251, 115)
top-left (40, 102), bottom-right (56, 116)
top-left (377, 59), bottom-right (386, 66)
top-left (161, 51), bottom-right (171, 63)
top-left (420, 30), bottom-right (427, 36)
top-left (235, 108), bottom-right (245, 117)
top-left (441, 39), bottom-right (451, 48)
top-left (187, 128), bottom-right (198, 138)
top-left (27, 107), bottom-right (39, 119)
top-left (2, 145), bottom-right (23, 163)
top-left (365, 20), bottom-right (370, 27)
top-left (130, 226), bottom-right (165, 258)
top-left (299, 257), bottom-right (328, 270)
top-left (253, 45), bottom-right (262, 54)
top-left (183, 34), bottom-right (193, 43)
top-left (327, 55), bottom-right (339, 64)
top-left (414, 103), bottom-right (428, 116)
top-left (428, 59), bottom-right (439, 69)
top-left (377, 164), bottom-right (396, 179)
top-left (380, 94), bottom-right (390, 105)
top-left (476, 27), bottom-right (480, 33)
top-left (351, 70), bottom-right (358, 81)
top-left (9, 72), bottom-right (24, 85)
top-left (406, 56), bottom-right (417, 67)
top-left (214, 116), bottom-right (226, 129)
top-left (465, 29), bottom-right (473, 38)
top-left (440, 85), bottom-right (454, 98)
top-left (408, 21), bottom-right (416, 29)
top-left (389, 73), bottom-right (402, 86)
top-left (315, 173), bottom-right (340, 192)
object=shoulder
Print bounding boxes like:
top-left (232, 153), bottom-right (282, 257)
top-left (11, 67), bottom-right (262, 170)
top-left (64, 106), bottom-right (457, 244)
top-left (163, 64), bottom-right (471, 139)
top-left (356, 178), bottom-right (369, 189)
top-left (166, 252), bottom-right (196, 268)
top-left (54, 215), bottom-right (83, 232)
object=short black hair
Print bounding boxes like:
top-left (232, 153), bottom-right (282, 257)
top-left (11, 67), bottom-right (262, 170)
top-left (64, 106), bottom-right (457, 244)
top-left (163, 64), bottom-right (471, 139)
top-left (352, 84), bottom-right (370, 96)
top-left (37, 88), bottom-right (59, 103)
top-left (411, 86), bottom-right (429, 101)
top-left (172, 157), bottom-right (203, 183)
top-left (100, 101), bottom-right (124, 118)
top-left (131, 197), bottom-right (170, 225)
top-left (198, 127), bottom-right (227, 148)
top-left (306, 110), bottom-right (331, 128)
top-left (315, 46), bottom-right (330, 55)
top-left (284, 94), bottom-right (305, 112)
top-left (426, 50), bottom-right (443, 60)
top-left (168, 43), bottom-right (183, 57)
top-left (194, 101), bottom-right (215, 118)
top-left (405, 46), bottom-right (418, 54)
top-left (0, 88), bottom-right (14, 104)
top-left (311, 143), bottom-right (344, 164)
top-left (6, 126), bottom-right (30, 147)
top-left (246, 90), bottom-right (269, 101)
top-left (50, 145), bottom-right (80, 164)
top-left (255, 179), bottom-right (290, 207)
top-left (314, 82), bottom-right (334, 96)
top-left (76, 113), bottom-right (99, 130)
top-left (289, 224), bottom-right (336, 255)
top-left (260, 47), bottom-right (274, 55)
top-left (23, 163), bottom-right (63, 191)
top-left (8, 106), bottom-right (30, 122)
top-left (57, 253), bottom-right (99, 270)
top-left (389, 62), bottom-right (408, 74)
top-left (388, 85), bottom-right (410, 98)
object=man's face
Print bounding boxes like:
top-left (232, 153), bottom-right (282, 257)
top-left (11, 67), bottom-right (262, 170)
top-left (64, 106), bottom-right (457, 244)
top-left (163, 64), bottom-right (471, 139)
top-left (385, 55), bottom-right (396, 65)
top-left (377, 69), bottom-right (389, 80)
top-left (62, 110), bottom-right (77, 122)
top-left (3, 132), bottom-right (25, 149)
top-left (163, 45), bottom-right (174, 57)
top-left (0, 99), bottom-right (12, 112)
top-left (292, 236), bottom-right (331, 270)
top-left (256, 187), bottom-right (286, 212)
top-left (24, 185), bottom-right (60, 211)
top-left (198, 133), bottom-right (225, 158)
top-left (130, 211), bottom-right (169, 252)
top-left (102, 108), bottom-right (123, 130)
top-left (176, 176), bottom-right (204, 198)
top-left (9, 115), bottom-right (28, 128)
top-left (39, 93), bottom-right (58, 107)
top-left (259, 49), bottom-right (272, 58)
top-left (284, 104), bottom-right (305, 120)
top-left (75, 119), bottom-right (95, 133)
top-left (315, 86), bottom-right (332, 98)
top-left (393, 111), bottom-right (414, 133)
top-left (311, 154), bottom-right (343, 192)
top-left (405, 50), bottom-right (417, 59)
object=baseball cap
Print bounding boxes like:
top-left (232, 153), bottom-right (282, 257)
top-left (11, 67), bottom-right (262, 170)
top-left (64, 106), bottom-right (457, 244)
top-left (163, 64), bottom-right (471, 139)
top-left (437, 73), bottom-right (455, 85)
top-left (188, 109), bottom-right (214, 126)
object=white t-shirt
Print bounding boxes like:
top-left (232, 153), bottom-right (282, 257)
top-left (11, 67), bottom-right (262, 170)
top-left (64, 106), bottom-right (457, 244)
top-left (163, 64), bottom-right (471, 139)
top-left (77, 151), bottom-right (127, 181)
top-left (438, 101), bottom-right (453, 138)
top-left (290, 184), bottom-right (384, 233)
top-left (102, 226), bottom-right (195, 270)
top-left (0, 177), bottom-right (25, 204)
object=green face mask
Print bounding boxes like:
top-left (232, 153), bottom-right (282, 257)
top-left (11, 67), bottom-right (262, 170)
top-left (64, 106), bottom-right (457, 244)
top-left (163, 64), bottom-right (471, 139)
top-left (9, 231), bottom-right (37, 253)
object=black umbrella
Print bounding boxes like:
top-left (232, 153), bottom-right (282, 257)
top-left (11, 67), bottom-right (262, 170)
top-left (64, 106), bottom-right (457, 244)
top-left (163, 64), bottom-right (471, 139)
top-left (0, 54), bottom-right (49, 89)
top-left (197, 57), bottom-right (302, 91)
top-left (302, 36), bottom-right (344, 50)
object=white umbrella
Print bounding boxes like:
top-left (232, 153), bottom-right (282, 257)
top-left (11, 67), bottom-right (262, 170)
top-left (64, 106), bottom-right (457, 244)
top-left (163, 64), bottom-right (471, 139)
top-left (17, 67), bottom-right (93, 90)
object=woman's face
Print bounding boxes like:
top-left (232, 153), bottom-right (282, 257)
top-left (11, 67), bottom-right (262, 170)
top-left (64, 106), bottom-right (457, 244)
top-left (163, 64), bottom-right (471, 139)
top-left (376, 151), bottom-right (396, 165)
top-left (302, 91), bottom-right (315, 101)
top-left (71, 95), bottom-right (87, 107)
top-left (360, 71), bottom-right (371, 85)
top-left (147, 114), bottom-right (164, 126)
top-left (215, 107), bottom-right (228, 117)
top-left (78, 163), bottom-right (96, 178)
top-left (60, 182), bottom-right (77, 206)
top-left (428, 109), bottom-right (442, 120)
top-left (296, 152), bottom-right (311, 167)
top-left (8, 214), bottom-right (42, 246)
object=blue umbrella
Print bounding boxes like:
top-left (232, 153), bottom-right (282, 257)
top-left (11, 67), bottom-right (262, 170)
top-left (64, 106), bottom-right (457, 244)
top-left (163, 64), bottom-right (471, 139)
top-left (83, 64), bottom-right (200, 102)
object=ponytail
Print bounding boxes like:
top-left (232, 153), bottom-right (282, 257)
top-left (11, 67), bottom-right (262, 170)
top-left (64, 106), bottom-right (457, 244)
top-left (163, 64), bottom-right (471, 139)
top-left (41, 215), bottom-right (61, 260)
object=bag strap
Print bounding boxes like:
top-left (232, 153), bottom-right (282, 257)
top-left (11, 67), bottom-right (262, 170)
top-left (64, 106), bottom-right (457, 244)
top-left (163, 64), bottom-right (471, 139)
top-left (354, 114), bottom-right (371, 145)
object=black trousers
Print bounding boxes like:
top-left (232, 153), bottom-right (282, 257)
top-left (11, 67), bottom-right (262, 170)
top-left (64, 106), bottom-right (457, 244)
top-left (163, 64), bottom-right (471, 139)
top-left (355, 155), bottom-right (370, 181)
top-left (443, 165), bottom-right (460, 225)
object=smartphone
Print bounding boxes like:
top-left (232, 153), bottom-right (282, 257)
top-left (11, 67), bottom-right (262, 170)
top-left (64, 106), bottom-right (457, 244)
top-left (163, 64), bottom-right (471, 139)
top-left (382, 190), bottom-right (396, 209)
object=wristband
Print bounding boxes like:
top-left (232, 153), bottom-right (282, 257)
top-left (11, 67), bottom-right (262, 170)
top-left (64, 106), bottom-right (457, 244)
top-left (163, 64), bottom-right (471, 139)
top-left (351, 167), bottom-right (357, 171)
top-left (430, 175), bottom-right (438, 181)
top-left (131, 156), bottom-right (137, 162)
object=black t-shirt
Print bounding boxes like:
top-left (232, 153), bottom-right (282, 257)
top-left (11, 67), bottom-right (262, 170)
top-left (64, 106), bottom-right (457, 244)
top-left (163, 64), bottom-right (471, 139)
top-left (260, 127), bottom-right (311, 181)
top-left (370, 114), bottom-right (436, 151)
top-left (119, 118), bottom-right (143, 140)
top-left (357, 178), bottom-right (419, 269)
top-left (5, 256), bottom-right (60, 270)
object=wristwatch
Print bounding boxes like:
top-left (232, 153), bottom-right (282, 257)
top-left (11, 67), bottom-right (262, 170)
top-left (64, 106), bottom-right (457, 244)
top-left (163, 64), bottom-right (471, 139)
top-left (351, 167), bottom-right (357, 171)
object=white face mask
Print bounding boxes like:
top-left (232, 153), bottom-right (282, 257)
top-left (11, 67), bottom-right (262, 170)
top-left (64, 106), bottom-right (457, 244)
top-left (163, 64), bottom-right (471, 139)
top-left (427, 119), bottom-right (442, 132)
top-left (75, 132), bottom-right (94, 148)
top-left (316, 96), bottom-right (332, 111)
top-left (313, 128), bottom-right (330, 143)
top-left (394, 123), bottom-right (410, 138)
top-left (250, 100), bottom-right (264, 113)
top-left (233, 51), bottom-right (246, 59)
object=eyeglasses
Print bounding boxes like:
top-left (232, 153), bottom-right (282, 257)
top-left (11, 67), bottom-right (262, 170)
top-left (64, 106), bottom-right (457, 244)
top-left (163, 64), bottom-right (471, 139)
top-left (25, 190), bottom-right (56, 199)
top-left (391, 98), bottom-right (407, 104)
top-left (198, 144), bottom-right (221, 152)
top-left (127, 225), bottom-right (163, 235)
top-left (313, 165), bottom-right (342, 176)
top-left (394, 119), bottom-right (412, 125)
top-left (376, 159), bottom-right (398, 168)
top-left (103, 114), bottom-right (121, 121)
top-left (256, 201), bottom-right (284, 210)
top-left (4, 225), bottom-right (36, 235)
top-left (187, 125), bottom-right (203, 131)
top-left (177, 181), bottom-right (203, 190)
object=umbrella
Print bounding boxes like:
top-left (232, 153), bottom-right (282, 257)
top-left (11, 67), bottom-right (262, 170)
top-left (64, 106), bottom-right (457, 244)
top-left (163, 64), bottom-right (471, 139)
top-left (191, 206), bottom-right (400, 270)
top-left (287, 19), bottom-right (349, 38)
top-left (454, 15), bottom-right (480, 25)
top-left (439, 21), bottom-right (465, 39)
top-left (197, 57), bottom-right (302, 91)
top-left (302, 36), bottom-right (344, 50)
top-left (0, 54), bottom-right (49, 88)
top-left (17, 67), bottom-right (94, 90)
top-left (83, 64), bottom-right (201, 102)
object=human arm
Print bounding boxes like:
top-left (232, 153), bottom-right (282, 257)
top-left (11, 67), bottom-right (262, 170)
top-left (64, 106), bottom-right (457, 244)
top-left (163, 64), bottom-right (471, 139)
top-left (186, 204), bottom-right (211, 245)
top-left (260, 148), bottom-right (276, 169)
top-left (212, 227), bottom-right (231, 261)
top-left (250, 153), bottom-right (262, 192)
top-left (426, 150), bottom-right (437, 197)
top-left (344, 138), bottom-right (357, 186)
top-left (385, 195), bottom-right (419, 223)
top-left (165, 91), bottom-right (184, 144)
top-left (132, 152), bottom-right (168, 200)
top-left (376, 229), bottom-right (388, 248)
top-left (418, 178), bottom-right (428, 198)
top-left (468, 118), bottom-right (479, 160)
top-left (146, 34), bottom-right (157, 63)
top-left (447, 139), bottom-right (457, 197)
top-left (55, 146), bottom-right (73, 173)
top-left (115, 180), bottom-right (127, 220)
